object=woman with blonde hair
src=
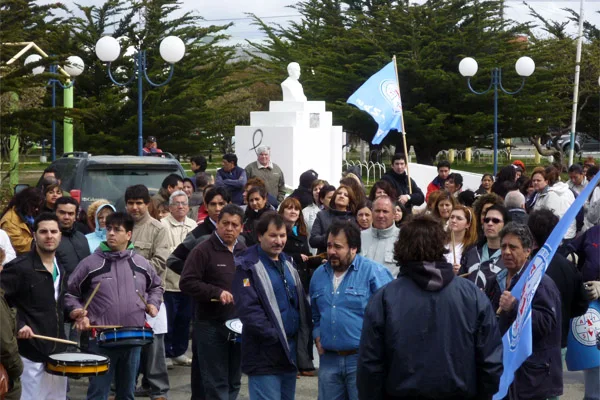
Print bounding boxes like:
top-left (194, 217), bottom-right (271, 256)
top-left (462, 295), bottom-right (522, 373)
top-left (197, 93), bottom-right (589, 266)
top-left (445, 205), bottom-right (478, 274)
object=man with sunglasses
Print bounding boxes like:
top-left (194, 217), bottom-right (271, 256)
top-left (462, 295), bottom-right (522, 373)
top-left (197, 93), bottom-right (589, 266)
top-left (232, 212), bottom-right (314, 399)
top-left (460, 204), bottom-right (509, 292)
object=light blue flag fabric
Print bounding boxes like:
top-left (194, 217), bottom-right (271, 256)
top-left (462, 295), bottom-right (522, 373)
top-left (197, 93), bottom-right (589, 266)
top-left (493, 171), bottom-right (600, 399)
top-left (566, 300), bottom-right (600, 371)
top-left (347, 61), bottom-right (403, 145)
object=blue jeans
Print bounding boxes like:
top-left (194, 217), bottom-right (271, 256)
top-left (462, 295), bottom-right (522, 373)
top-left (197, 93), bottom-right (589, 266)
top-left (317, 352), bottom-right (358, 400)
top-left (86, 340), bottom-right (141, 400)
top-left (584, 366), bottom-right (600, 400)
top-left (194, 319), bottom-right (241, 400)
top-left (248, 339), bottom-right (297, 400)
top-left (164, 291), bottom-right (192, 358)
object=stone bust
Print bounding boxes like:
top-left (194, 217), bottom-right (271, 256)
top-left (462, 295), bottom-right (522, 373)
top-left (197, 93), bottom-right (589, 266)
top-left (281, 62), bottom-right (307, 102)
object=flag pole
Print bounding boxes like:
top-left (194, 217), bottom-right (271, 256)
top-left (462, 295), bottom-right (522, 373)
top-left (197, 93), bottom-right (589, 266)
top-left (393, 55), bottom-right (412, 194)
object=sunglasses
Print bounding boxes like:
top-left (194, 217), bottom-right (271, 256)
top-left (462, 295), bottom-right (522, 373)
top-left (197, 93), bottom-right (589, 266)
top-left (483, 217), bottom-right (503, 224)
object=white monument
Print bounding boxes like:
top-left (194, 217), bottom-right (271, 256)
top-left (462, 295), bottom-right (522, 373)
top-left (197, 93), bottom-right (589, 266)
top-left (235, 62), bottom-right (343, 188)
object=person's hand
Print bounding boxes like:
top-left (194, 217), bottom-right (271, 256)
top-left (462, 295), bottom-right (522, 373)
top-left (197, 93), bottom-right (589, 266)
top-left (75, 316), bottom-right (90, 331)
top-left (69, 308), bottom-right (87, 321)
top-left (300, 254), bottom-right (309, 262)
top-left (398, 195), bottom-right (410, 205)
top-left (584, 281), bottom-right (600, 301)
top-left (499, 291), bottom-right (517, 313)
top-left (17, 325), bottom-right (34, 339)
top-left (452, 264), bottom-right (460, 275)
top-left (146, 304), bottom-right (158, 317)
top-left (220, 290), bottom-right (234, 305)
top-left (315, 337), bottom-right (325, 355)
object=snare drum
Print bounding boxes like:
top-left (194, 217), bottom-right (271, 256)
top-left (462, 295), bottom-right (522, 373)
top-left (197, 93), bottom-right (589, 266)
top-left (225, 319), bottom-right (243, 343)
top-left (46, 352), bottom-right (109, 378)
top-left (97, 327), bottom-right (154, 348)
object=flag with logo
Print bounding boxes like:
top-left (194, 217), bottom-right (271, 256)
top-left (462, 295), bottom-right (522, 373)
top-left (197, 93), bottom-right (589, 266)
top-left (493, 171), bottom-right (600, 399)
top-left (347, 61), bottom-right (403, 145)
top-left (566, 300), bottom-right (600, 371)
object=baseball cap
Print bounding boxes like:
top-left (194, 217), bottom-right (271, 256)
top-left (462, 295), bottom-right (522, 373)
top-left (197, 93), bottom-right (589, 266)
top-left (512, 160), bottom-right (525, 172)
top-left (146, 136), bottom-right (157, 143)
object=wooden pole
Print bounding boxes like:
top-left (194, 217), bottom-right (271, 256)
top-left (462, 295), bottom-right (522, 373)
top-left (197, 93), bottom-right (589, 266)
top-left (451, 230), bottom-right (457, 265)
top-left (393, 55), bottom-right (412, 194)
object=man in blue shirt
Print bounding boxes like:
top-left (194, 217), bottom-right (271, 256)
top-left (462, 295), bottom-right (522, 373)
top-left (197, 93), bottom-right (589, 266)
top-left (232, 211), bottom-right (313, 400)
top-left (310, 220), bottom-right (393, 400)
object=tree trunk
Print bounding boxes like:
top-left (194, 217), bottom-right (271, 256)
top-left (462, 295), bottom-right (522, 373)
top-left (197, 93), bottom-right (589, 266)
top-left (529, 136), bottom-right (563, 168)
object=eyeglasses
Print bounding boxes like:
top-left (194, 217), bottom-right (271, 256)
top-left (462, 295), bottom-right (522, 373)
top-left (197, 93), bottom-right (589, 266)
top-left (483, 217), bottom-right (503, 224)
top-left (171, 201), bottom-right (188, 207)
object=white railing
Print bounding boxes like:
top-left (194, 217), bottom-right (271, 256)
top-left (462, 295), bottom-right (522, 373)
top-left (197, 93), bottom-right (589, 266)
top-left (343, 160), bottom-right (387, 185)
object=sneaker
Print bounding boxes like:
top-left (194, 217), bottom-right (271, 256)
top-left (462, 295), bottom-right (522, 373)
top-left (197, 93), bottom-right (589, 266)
top-left (172, 354), bottom-right (192, 366)
top-left (166, 357), bottom-right (174, 369)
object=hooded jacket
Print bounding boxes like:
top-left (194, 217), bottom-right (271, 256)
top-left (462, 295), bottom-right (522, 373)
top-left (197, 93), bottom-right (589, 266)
top-left (360, 224), bottom-right (401, 277)
top-left (534, 182), bottom-right (576, 239)
top-left (65, 243), bottom-right (163, 327)
top-left (85, 203), bottom-right (117, 253)
top-left (357, 261), bottom-right (503, 400)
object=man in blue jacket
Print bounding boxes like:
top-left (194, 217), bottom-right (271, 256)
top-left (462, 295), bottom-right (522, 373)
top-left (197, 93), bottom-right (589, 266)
top-left (216, 153), bottom-right (247, 205)
top-left (310, 220), bottom-right (392, 400)
top-left (232, 211), bottom-right (313, 399)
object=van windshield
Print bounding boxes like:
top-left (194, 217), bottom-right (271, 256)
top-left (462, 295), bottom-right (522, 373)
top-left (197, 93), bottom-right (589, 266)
top-left (81, 169), bottom-right (177, 206)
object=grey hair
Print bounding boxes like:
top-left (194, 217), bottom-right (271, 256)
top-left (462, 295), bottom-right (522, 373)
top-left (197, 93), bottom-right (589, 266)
top-left (500, 222), bottom-right (534, 250)
top-left (256, 145), bottom-right (270, 155)
top-left (169, 190), bottom-right (188, 205)
top-left (586, 200), bottom-right (600, 226)
top-left (504, 190), bottom-right (525, 209)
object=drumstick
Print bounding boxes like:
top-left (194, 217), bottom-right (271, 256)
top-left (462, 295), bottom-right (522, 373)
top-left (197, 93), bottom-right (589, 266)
top-left (89, 325), bottom-right (122, 329)
top-left (459, 272), bottom-right (470, 278)
top-left (451, 230), bottom-right (457, 265)
top-left (83, 281), bottom-right (102, 311)
top-left (137, 291), bottom-right (149, 308)
top-left (210, 299), bottom-right (220, 302)
top-left (32, 334), bottom-right (78, 346)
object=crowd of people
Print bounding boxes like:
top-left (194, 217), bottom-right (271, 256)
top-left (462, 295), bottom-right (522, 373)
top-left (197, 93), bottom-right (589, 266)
top-left (0, 147), bottom-right (599, 400)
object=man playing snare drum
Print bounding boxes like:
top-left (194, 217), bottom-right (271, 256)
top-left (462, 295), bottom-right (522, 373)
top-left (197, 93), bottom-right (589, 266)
top-left (65, 212), bottom-right (163, 400)
top-left (180, 204), bottom-right (247, 400)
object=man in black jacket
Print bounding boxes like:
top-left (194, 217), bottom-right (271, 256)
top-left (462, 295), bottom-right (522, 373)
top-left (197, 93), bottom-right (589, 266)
top-left (527, 209), bottom-right (589, 347)
top-left (0, 213), bottom-right (84, 399)
top-left (358, 214), bottom-right (503, 399)
top-left (381, 153), bottom-right (424, 213)
top-left (55, 197), bottom-right (91, 278)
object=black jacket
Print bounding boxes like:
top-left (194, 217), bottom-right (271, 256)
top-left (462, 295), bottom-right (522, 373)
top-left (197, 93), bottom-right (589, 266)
top-left (309, 209), bottom-right (355, 254)
top-left (357, 261), bottom-right (503, 400)
top-left (289, 187), bottom-right (314, 209)
top-left (0, 250), bottom-right (67, 362)
top-left (381, 170), bottom-right (425, 213)
top-left (242, 204), bottom-right (275, 246)
top-left (541, 251), bottom-right (589, 347)
top-left (283, 232), bottom-right (313, 289)
top-left (56, 226), bottom-right (91, 277)
top-left (167, 220), bottom-right (216, 275)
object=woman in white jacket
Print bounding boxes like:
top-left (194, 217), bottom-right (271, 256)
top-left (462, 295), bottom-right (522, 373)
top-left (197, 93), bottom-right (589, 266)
top-left (532, 166), bottom-right (576, 239)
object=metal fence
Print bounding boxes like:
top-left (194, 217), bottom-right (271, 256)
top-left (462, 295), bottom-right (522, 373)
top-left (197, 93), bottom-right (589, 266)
top-left (343, 160), bottom-right (387, 185)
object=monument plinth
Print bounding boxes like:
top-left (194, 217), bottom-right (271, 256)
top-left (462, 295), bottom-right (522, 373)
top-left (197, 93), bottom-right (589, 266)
top-left (235, 63), bottom-right (343, 188)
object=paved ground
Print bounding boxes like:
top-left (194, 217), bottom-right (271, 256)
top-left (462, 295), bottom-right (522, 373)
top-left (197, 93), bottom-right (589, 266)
top-left (66, 344), bottom-right (588, 399)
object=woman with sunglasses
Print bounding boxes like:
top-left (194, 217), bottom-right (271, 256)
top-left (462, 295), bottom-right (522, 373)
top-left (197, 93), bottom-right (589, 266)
top-left (445, 205), bottom-right (478, 274)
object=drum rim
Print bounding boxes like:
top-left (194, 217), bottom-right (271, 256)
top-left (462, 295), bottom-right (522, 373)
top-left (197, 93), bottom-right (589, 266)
top-left (48, 352), bottom-right (109, 365)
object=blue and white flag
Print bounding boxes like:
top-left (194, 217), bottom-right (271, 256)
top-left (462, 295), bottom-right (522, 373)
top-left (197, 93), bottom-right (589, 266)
top-left (493, 171), bottom-right (600, 399)
top-left (566, 300), bottom-right (600, 371)
top-left (347, 61), bottom-right (403, 145)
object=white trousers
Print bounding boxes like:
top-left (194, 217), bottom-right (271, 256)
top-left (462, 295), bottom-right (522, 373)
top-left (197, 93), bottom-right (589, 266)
top-left (20, 356), bottom-right (67, 400)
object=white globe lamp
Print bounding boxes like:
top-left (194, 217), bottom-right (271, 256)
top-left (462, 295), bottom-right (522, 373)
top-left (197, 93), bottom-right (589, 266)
top-left (459, 57), bottom-right (478, 77)
top-left (24, 54), bottom-right (45, 75)
top-left (64, 56), bottom-right (85, 77)
top-left (515, 56), bottom-right (535, 77)
top-left (95, 36), bottom-right (121, 62)
top-left (159, 36), bottom-right (185, 63)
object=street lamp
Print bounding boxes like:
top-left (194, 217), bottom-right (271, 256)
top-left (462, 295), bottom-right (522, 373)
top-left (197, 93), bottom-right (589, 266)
top-left (459, 56), bottom-right (535, 176)
top-left (95, 36), bottom-right (185, 156)
top-left (25, 54), bottom-right (85, 161)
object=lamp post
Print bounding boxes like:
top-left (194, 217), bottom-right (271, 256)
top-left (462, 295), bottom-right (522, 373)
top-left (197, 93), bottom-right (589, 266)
top-left (24, 54), bottom-right (85, 161)
top-left (459, 56), bottom-right (535, 176)
top-left (95, 36), bottom-right (185, 156)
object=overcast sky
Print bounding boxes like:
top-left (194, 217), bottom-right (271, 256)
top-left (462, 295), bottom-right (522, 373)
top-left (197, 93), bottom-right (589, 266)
top-left (54, 0), bottom-right (600, 44)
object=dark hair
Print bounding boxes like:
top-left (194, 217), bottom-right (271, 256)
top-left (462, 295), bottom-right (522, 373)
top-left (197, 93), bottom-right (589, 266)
top-left (447, 172), bottom-right (463, 189)
top-left (256, 211), bottom-right (287, 236)
top-left (161, 173), bottom-right (183, 190)
top-left (395, 214), bottom-right (448, 264)
top-left (247, 186), bottom-right (267, 201)
top-left (40, 176), bottom-right (59, 189)
top-left (319, 185), bottom-right (336, 202)
top-left (481, 173), bottom-right (494, 182)
top-left (218, 204), bottom-right (244, 223)
top-left (190, 155), bottom-right (207, 171)
top-left (457, 190), bottom-right (476, 207)
top-left (55, 196), bottom-right (79, 213)
top-left (437, 160), bottom-right (451, 170)
top-left (473, 193), bottom-right (504, 223)
top-left (278, 197), bottom-right (308, 236)
top-left (204, 187), bottom-right (231, 204)
top-left (527, 209), bottom-right (558, 248)
top-left (500, 222), bottom-right (534, 250)
top-left (392, 153), bottom-right (407, 164)
top-left (33, 212), bottom-right (59, 232)
top-left (357, 200), bottom-right (373, 211)
top-left (339, 176), bottom-right (366, 205)
top-left (568, 163), bottom-right (584, 174)
top-left (195, 172), bottom-right (210, 189)
top-left (328, 219), bottom-right (361, 252)
top-left (368, 180), bottom-right (397, 202)
top-left (544, 166), bottom-right (560, 186)
top-left (586, 165), bottom-right (599, 180)
top-left (1, 187), bottom-right (43, 219)
top-left (496, 165), bottom-right (517, 184)
top-left (484, 204), bottom-right (510, 224)
top-left (245, 177), bottom-right (266, 191)
top-left (125, 184), bottom-right (150, 204)
top-left (432, 191), bottom-right (457, 219)
top-left (43, 166), bottom-right (60, 180)
top-left (43, 183), bottom-right (62, 196)
top-left (105, 212), bottom-right (134, 233)
top-left (223, 153), bottom-right (238, 166)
